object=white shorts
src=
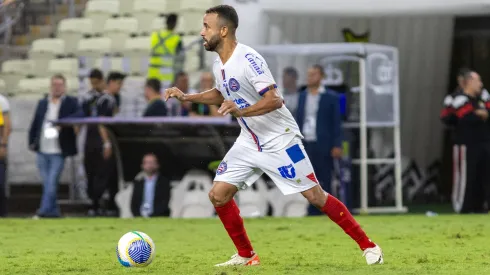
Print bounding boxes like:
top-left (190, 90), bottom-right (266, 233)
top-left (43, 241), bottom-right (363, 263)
top-left (214, 137), bottom-right (319, 195)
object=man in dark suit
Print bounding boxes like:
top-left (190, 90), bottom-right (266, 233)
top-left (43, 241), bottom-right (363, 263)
top-left (28, 74), bottom-right (82, 218)
top-left (295, 65), bottom-right (343, 216)
top-left (143, 78), bottom-right (168, 117)
top-left (131, 153), bottom-right (171, 217)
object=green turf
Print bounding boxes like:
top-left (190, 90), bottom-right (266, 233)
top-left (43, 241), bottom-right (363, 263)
top-left (1, 215), bottom-right (490, 275)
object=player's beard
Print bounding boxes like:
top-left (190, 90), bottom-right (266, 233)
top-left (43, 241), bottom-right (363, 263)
top-left (204, 34), bottom-right (221, 52)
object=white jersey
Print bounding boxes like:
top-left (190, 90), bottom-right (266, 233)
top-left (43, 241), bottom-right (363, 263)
top-left (213, 43), bottom-right (303, 152)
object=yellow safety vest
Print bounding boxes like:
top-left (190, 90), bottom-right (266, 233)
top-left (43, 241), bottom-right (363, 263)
top-left (0, 107), bottom-right (4, 127)
top-left (147, 30), bottom-right (181, 85)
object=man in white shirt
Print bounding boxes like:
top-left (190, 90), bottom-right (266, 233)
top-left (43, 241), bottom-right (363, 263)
top-left (0, 93), bottom-right (10, 217)
top-left (164, 4), bottom-right (383, 267)
top-left (28, 74), bottom-right (81, 218)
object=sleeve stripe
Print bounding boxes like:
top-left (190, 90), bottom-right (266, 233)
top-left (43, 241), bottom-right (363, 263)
top-left (258, 84), bottom-right (277, 96)
top-left (455, 103), bottom-right (474, 118)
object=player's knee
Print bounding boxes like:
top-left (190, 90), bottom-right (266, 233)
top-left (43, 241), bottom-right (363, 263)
top-left (208, 189), bottom-right (228, 207)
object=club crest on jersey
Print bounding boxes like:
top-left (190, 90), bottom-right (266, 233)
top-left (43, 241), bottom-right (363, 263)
top-left (229, 78), bottom-right (240, 92)
top-left (216, 161), bottom-right (227, 175)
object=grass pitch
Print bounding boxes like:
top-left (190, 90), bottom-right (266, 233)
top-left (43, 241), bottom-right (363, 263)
top-left (1, 215), bottom-right (490, 275)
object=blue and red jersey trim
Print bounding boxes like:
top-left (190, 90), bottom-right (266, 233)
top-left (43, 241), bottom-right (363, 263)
top-left (239, 117), bottom-right (262, 152)
top-left (258, 84), bottom-right (277, 96)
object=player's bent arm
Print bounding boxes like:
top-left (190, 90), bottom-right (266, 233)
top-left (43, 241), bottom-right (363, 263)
top-left (183, 88), bottom-right (224, 105)
top-left (241, 86), bottom-right (283, 117)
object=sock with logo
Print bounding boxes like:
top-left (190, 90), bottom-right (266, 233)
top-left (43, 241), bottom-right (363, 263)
top-left (214, 199), bottom-right (255, 258)
top-left (321, 194), bottom-right (376, 250)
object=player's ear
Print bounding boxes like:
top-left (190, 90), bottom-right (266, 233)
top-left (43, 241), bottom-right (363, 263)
top-left (220, 25), bottom-right (228, 37)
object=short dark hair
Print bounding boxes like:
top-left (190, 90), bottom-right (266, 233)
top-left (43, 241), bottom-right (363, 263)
top-left (51, 73), bottom-right (66, 83)
top-left (106, 71), bottom-right (126, 83)
top-left (311, 64), bottom-right (325, 76)
top-left (205, 5), bottom-right (239, 33)
top-left (166, 13), bottom-right (178, 30)
top-left (89, 68), bottom-right (103, 80)
top-left (145, 78), bottom-right (161, 93)
top-left (283, 67), bottom-right (298, 79)
top-left (457, 67), bottom-right (471, 78)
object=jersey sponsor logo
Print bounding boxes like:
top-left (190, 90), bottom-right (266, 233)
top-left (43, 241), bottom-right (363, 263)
top-left (245, 53), bottom-right (264, 75)
top-left (216, 161), bottom-right (227, 175)
top-left (229, 78), bottom-right (240, 92)
top-left (278, 164), bottom-right (296, 179)
top-left (234, 98), bottom-right (251, 109)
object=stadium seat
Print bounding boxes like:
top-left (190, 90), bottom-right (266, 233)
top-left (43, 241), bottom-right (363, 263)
top-left (237, 177), bottom-right (269, 218)
top-left (94, 57), bottom-right (130, 74)
top-left (180, 0), bottom-right (218, 11)
top-left (103, 17), bottom-right (139, 53)
top-left (184, 53), bottom-right (201, 72)
top-left (28, 38), bottom-right (66, 77)
top-left (118, 0), bottom-right (137, 16)
top-left (84, 0), bottom-right (120, 30)
top-left (181, 35), bottom-right (200, 54)
top-left (122, 36), bottom-right (150, 76)
top-left (15, 77), bottom-right (50, 96)
top-left (48, 58), bottom-right (79, 78)
top-left (0, 79), bottom-right (6, 95)
top-left (267, 187), bottom-right (308, 217)
top-left (169, 169), bottom-right (214, 218)
top-left (133, 0), bottom-right (167, 34)
top-left (65, 76), bottom-right (81, 95)
top-left (57, 18), bottom-right (94, 54)
top-left (115, 183), bottom-right (134, 218)
top-left (77, 37), bottom-right (112, 69)
top-left (180, 10), bottom-right (204, 34)
top-left (0, 59), bottom-right (35, 94)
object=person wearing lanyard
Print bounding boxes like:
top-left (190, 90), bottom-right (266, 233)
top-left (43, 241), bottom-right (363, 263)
top-left (143, 78), bottom-right (168, 117)
top-left (28, 74), bottom-right (81, 218)
top-left (294, 65), bottom-right (343, 216)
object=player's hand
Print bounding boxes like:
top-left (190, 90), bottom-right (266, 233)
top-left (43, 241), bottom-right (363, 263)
top-left (163, 87), bottom-right (185, 102)
top-left (218, 100), bottom-right (242, 117)
top-left (475, 109), bottom-right (489, 120)
top-left (331, 147), bottom-right (342, 158)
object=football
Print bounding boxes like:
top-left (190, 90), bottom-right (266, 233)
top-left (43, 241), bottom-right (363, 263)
top-left (116, 231), bottom-right (155, 267)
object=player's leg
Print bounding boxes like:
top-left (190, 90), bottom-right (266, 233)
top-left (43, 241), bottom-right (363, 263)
top-left (211, 145), bottom-right (261, 266)
top-left (262, 138), bottom-right (382, 265)
top-left (300, 185), bottom-right (382, 264)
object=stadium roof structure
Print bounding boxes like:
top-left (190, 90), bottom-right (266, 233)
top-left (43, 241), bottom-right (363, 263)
top-left (260, 0), bottom-right (490, 16)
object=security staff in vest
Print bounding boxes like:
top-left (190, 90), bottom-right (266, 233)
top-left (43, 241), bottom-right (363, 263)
top-left (148, 13), bottom-right (183, 88)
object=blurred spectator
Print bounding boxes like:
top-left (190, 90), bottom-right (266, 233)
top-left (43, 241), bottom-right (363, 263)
top-left (295, 65), bottom-right (342, 216)
top-left (444, 70), bottom-right (490, 213)
top-left (282, 67), bottom-right (299, 114)
top-left (143, 78), bottom-right (168, 117)
top-left (131, 153), bottom-right (171, 217)
top-left (28, 74), bottom-right (81, 218)
top-left (190, 71), bottom-right (219, 116)
top-left (168, 71), bottom-right (196, 116)
top-left (148, 13), bottom-right (183, 88)
top-left (0, 93), bottom-right (10, 217)
top-left (441, 68), bottom-right (472, 128)
top-left (86, 72), bottom-right (125, 217)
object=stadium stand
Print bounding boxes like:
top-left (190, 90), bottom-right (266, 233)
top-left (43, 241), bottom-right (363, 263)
top-left (0, 0), bottom-right (219, 214)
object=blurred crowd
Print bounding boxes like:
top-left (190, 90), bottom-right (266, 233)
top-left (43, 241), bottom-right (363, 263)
top-left (0, 62), bottom-right (348, 218)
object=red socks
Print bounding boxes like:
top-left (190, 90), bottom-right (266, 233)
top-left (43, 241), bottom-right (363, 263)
top-left (214, 199), bottom-right (255, 258)
top-left (322, 194), bottom-right (376, 251)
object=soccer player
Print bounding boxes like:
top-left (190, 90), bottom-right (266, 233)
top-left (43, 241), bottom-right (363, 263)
top-left (164, 5), bottom-right (383, 266)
